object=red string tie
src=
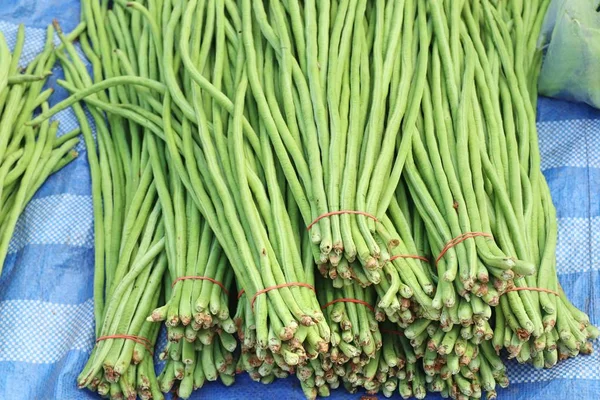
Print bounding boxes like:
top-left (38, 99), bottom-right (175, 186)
top-left (504, 287), bottom-right (559, 296)
top-left (96, 334), bottom-right (154, 356)
top-left (321, 298), bottom-right (375, 313)
top-left (250, 282), bottom-right (316, 310)
top-left (307, 210), bottom-right (378, 231)
top-left (171, 276), bottom-right (229, 296)
top-left (435, 232), bottom-right (493, 267)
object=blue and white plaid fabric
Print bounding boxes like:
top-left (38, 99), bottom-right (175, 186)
top-left (0, 1), bottom-right (598, 399)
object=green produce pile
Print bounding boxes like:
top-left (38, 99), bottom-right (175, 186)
top-left (27, 0), bottom-right (598, 399)
top-left (0, 25), bottom-right (79, 277)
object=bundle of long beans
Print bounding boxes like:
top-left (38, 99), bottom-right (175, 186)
top-left (0, 25), bottom-right (79, 277)
top-left (314, 277), bottom-right (381, 393)
top-left (55, 3), bottom-right (241, 397)
top-left (231, 0), bottom-right (445, 339)
top-left (25, 0), bottom-right (600, 399)
top-left (158, 325), bottom-right (237, 399)
top-left (375, 189), bottom-right (439, 323)
top-left (239, 0), bottom-right (431, 285)
top-left (401, 0), bottom-right (598, 372)
top-left (148, 202), bottom-right (236, 335)
top-left (399, 319), bottom-right (511, 399)
top-left (153, 195), bottom-right (238, 399)
top-left (152, 194), bottom-right (238, 399)
top-left (44, 16), bottom-right (167, 399)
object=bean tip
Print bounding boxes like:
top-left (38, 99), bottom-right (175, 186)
top-left (52, 19), bottom-right (62, 34)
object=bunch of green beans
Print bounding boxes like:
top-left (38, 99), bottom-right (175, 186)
top-left (148, 207), bottom-right (236, 334)
top-left (234, 295), bottom-right (298, 385)
top-left (61, 4), bottom-right (239, 398)
top-left (233, 0), bottom-right (443, 351)
top-left (306, 277), bottom-right (381, 398)
top-left (372, 187), bottom-right (439, 324)
top-left (0, 25), bottom-right (79, 278)
top-left (400, 319), bottom-right (510, 400)
top-left (147, 192), bottom-right (238, 399)
top-left (400, 0), bottom-right (598, 377)
top-left (239, 0), bottom-right (430, 280)
top-left (158, 332), bottom-right (237, 398)
top-left (45, 14), bottom-right (168, 399)
top-left (151, 196), bottom-right (238, 400)
top-left (375, 324), bottom-right (411, 398)
top-left (317, 277), bottom-right (381, 365)
top-left (158, 0), bottom-right (330, 367)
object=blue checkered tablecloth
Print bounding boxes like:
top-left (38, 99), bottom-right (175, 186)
top-left (0, 1), bottom-right (598, 399)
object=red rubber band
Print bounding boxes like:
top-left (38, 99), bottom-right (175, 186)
top-left (435, 232), bottom-right (493, 267)
top-left (250, 282), bottom-right (316, 310)
top-left (171, 276), bottom-right (229, 295)
top-left (321, 298), bottom-right (375, 313)
top-left (96, 334), bottom-right (154, 356)
top-left (504, 287), bottom-right (559, 296)
top-left (389, 254), bottom-right (430, 263)
top-left (307, 210), bottom-right (378, 231)
top-left (380, 328), bottom-right (404, 337)
top-left (237, 289), bottom-right (246, 299)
